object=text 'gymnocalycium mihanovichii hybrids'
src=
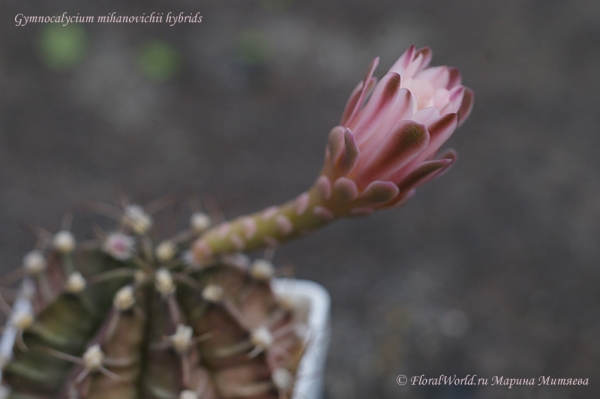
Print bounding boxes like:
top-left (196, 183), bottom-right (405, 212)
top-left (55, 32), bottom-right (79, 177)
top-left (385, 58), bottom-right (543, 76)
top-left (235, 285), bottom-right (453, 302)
top-left (0, 46), bottom-right (472, 399)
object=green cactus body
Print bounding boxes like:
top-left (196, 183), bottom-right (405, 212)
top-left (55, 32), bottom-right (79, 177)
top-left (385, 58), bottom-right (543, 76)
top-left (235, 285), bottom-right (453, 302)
top-left (0, 205), bottom-right (306, 399)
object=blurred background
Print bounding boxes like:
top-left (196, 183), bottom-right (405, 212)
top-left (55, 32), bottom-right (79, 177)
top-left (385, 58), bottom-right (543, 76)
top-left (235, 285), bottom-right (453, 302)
top-left (1, 1), bottom-right (600, 398)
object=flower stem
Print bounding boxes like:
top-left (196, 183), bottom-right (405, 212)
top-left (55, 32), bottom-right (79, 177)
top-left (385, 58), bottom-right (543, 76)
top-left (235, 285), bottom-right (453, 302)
top-left (193, 185), bottom-right (334, 263)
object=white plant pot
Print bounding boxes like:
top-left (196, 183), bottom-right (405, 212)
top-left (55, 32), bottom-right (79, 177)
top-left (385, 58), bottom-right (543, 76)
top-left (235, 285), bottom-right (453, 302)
top-left (273, 279), bottom-right (331, 399)
top-left (0, 278), bottom-right (331, 399)
top-left (0, 279), bottom-right (34, 370)
top-left (0, 279), bottom-right (34, 398)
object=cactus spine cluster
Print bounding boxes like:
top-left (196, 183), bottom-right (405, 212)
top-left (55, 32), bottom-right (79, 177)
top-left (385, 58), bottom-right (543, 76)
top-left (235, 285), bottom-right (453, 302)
top-left (0, 203), bottom-right (307, 399)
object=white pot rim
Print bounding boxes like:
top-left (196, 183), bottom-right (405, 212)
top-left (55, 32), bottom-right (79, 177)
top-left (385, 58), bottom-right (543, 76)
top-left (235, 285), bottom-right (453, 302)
top-left (272, 278), bottom-right (330, 399)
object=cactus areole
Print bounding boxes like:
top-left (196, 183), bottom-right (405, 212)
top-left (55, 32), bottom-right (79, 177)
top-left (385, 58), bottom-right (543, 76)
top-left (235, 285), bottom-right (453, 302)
top-left (0, 46), bottom-right (472, 399)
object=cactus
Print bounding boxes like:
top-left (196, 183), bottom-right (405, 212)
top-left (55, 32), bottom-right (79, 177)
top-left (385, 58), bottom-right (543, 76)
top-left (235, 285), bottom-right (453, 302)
top-left (0, 46), bottom-right (473, 399)
top-left (0, 203), bottom-right (307, 399)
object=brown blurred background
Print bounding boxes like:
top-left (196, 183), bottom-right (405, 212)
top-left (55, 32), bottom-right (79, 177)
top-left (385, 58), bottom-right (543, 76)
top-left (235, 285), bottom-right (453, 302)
top-left (1, 1), bottom-right (600, 398)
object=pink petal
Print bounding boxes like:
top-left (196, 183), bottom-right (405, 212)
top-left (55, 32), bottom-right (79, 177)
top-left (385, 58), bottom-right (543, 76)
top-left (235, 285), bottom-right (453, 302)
top-left (458, 88), bottom-right (474, 126)
top-left (275, 214), bottom-right (293, 235)
top-left (433, 88), bottom-right (451, 109)
top-left (347, 57), bottom-right (380, 124)
top-left (418, 150), bottom-right (457, 186)
top-left (316, 175), bottom-right (332, 200)
top-left (410, 165), bottom-right (452, 190)
top-left (261, 207), bottom-right (278, 221)
top-left (193, 239), bottom-right (212, 260)
top-left (333, 177), bottom-right (359, 202)
top-left (415, 47), bottom-right (433, 70)
top-left (340, 77), bottom-right (378, 126)
top-left (326, 126), bottom-right (345, 162)
top-left (440, 86), bottom-right (465, 114)
top-left (388, 45), bottom-right (415, 74)
top-left (404, 47), bottom-right (432, 80)
top-left (397, 151), bottom-right (456, 192)
top-left (436, 148), bottom-right (458, 161)
top-left (423, 112), bottom-right (458, 159)
top-left (294, 192), bottom-right (310, 216)
top-left (358, 180), bottom-right (400, 204)
top-left (340, 81), bottom-right (363, 126)
top-left (323, 126), bottom-right (345, 175)
top-left (412, 107), bottom-right (441, 125)
top-left (349, 72), bottom-right (401, 137)
top-left (354, 121), bottom-right (429, 186)
top-left (217, 222), bottom-right (231, 238)
top-left (408, 78), bottom-right (435, 110)
top-left (403, 52), bottom-right (424, 80)
top-left (387, 188), bottom-right (416, 208)
top-left (241, 217), bottom-right (257, 240)
top-left (363, 88), bottom-right (413, 152)
top-left (447, 67), bottom-right (462, 89)
top-left (395, 113), bottom-right (457, 182)
top-left (414, 66), bottom-right (450, 89)
top-left (313, 206), bottom-right (334, 221)
top-left (333, 128), bottom-right (360, 176)
top-left (229, 234), bottom-right (244, 250)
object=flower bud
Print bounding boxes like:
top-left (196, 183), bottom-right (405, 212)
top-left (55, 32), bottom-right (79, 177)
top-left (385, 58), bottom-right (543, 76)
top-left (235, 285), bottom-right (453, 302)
top-left (321, 46), bottom-right (473, 213)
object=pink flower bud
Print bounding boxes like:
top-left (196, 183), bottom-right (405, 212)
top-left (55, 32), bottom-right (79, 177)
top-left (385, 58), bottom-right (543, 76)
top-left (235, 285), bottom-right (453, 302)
top-left (322, 46), bottom-right (473, 211)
